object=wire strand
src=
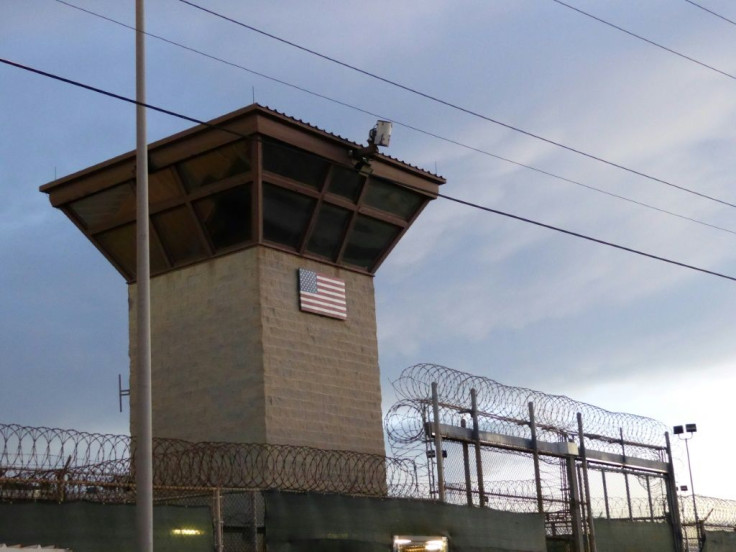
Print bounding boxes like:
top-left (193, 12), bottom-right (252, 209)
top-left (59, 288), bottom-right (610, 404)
top-left (3, 55), bottom-right (735, 283)
top-left (552, 0), bottom-right (736, 81)
top-left (174, 0), bottom-right (736, 210)
top-left (683, 0), bottom-right (736, 28)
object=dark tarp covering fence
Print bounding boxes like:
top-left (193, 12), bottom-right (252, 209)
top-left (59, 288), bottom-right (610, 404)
top-left (264, 491), bottom-right (546, 552)
top-left (703, 530), bottom-right (736, 552)
top-left (0, 502), bottom-right (212, 551)
top-left (593, 518), bottom-right (675, 552)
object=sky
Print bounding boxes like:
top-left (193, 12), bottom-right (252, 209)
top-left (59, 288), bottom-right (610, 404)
top-left (3, 0), bottom-right (736, 499)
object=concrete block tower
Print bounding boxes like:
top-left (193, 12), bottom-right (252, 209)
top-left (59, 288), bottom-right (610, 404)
top-left (41, 105), bottom-right (443, 456)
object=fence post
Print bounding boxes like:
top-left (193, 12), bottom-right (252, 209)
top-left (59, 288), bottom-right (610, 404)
top-left (577, 412), bottom-right (597, 552)
top-left (601, 471), bottom-right (611, 519)
top-left (621, 428), bottom-right (634, 520)
top-left (432, 382), bottom-right (445, 502)
top-left (249, 491), bottom-right (260, 552)
top-left (461, 418), bottom-right (473, 506)
top-left (471, 388), bottom-right (485, 506)
top-left (528, 402), bottom-right (544, 514)
top-left (665, 431), bottom-right (684, 552)
top-left (567, 454), bottom-right (586, 552)
top-left (213, 488), bottom-right (223, 552)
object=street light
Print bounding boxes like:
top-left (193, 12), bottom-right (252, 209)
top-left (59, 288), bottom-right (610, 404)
top-left (674, 424), bottom-right (701, 551)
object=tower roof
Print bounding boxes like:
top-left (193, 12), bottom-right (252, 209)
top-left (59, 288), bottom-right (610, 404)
top-left (40, 104), bottom-right (445, 281)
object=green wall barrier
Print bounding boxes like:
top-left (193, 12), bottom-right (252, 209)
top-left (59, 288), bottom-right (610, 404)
top-left (0, 502), bottom-right (212, 551)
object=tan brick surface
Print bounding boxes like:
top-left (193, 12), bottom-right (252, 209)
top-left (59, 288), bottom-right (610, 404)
top-left (130, 246), bottom-right (385, 456)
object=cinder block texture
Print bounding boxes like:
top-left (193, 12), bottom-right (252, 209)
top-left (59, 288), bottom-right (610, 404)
top-left (129, 246), bottom-right (385, 456)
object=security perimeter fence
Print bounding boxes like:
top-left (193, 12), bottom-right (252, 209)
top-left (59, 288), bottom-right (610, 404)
top-left (385, 364), bottom-right (736, 552)
top-left (0, 424), bottom-right (417, 551)
top-left (3, 364), bottom-right (736, 551)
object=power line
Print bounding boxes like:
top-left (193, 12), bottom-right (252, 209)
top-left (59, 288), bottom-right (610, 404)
top-left (4, 56), bottom-right (736, 284)
top-left (684, 0), bottom-right (736, 28)
top-left (174, 0), bottom-right (736, 211)
top-left (552, 0), bottom-right (736, 81)
top-left (433, 190), bottom-right (736, 283)
top-left (0, 57), bottom-right (243, 139)
top-left (51, 0), bottom-right (736, 238)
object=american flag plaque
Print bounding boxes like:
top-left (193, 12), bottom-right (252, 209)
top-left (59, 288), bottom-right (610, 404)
top-left (298, 268), bottom-right (347, 320)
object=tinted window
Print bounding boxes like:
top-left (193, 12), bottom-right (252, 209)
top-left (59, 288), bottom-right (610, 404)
top-left (306, 203), bottom-right (352, 260)
top-left (342, 215), bottom-right (400, 270)
top-left (262, 139), bottom-right (329, 190)
top-left (262, 183), bottom-right (316, 249)
top-left (177, 141), bottom-right (251, 192)
top-left (194, 185), bottom-right (252, 251)
top-left (363, 177), bottom-right (424, 220)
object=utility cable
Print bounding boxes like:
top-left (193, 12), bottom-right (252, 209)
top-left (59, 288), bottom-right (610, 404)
top-left (50, 0), bottom-right (736, 238)
top-left (174, 0), bottom-right (736, 211)
top-left (3, 55), bottom-right (736, 283)
top-left (552, 0), bottom-right (736, 81)
top-left (683, 0), bottom-right (736, 28)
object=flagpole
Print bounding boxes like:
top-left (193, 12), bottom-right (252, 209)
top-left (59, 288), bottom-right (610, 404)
top-left (135, 0), bottom-right (153, 550)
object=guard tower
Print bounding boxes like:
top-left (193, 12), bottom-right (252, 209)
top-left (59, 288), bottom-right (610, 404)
top-left (40, 105), bottom-right (444, 456)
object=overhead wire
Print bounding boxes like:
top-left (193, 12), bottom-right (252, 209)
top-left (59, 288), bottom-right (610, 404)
top-left (551, 0), bottom-right (736, 81)
top-left (3, 55), bottom-right (736, 283)
top-left (683, 0), bottom-right (736, 28)
top-left (50, 0), bottom-right (736, 238)
top-left (173, 0), bottom-right (736, 211)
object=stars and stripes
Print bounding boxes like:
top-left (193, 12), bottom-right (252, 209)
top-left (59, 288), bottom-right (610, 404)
top-left (298, 268), bottom-right (347, 320)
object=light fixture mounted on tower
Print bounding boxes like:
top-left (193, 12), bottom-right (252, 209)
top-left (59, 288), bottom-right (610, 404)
top-left (350, 120), bottom-right (393, 176)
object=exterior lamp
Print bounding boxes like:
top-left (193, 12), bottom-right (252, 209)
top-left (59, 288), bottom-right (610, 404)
top-left (350, 120), bottom-right (393, 175)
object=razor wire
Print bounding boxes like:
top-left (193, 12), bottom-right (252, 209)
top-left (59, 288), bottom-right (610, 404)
top-left (0, 423), bottom-right (417, 501)
top-left (386, 363), bottom-right (668, 458)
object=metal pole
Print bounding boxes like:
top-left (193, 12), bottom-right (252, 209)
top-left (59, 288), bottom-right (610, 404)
top-left (471, 389), bottom-right (485, 506)
top-left (431, 382), bottom-right (445, 502)
top-left (620, 428), bottom-right (633, 521)
top-left (645, 475), bottom-right (655, 522)
top-left (566, 455), bottom-right (585, 552)
top-left (601, 471), bottom-right (610, 519)
top-left (135, 1), bottom-right (153, 550)
top-left (528, 402), bottom-right (544, 514)
top-left (251, 492), bottom-right (258, 552)
top-left (214, 489), bottom-right (223, 552)
top-left (665, 432), bottom-right (684, 552)
top-left (577, 412), bottom-right (597, 552)
top-left (684, 438), bottom-right (702, 550)
top-left (461, 418), bottom-right (473, 506)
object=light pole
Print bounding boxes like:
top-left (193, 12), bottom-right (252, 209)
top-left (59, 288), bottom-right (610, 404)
top-left (674, 424), bottom-right (700, 551)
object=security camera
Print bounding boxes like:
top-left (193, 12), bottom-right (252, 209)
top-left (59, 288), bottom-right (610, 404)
top-left (349, 120), bottom-right (393, 173)
top-left (370, 120), bottom-right (392, 147)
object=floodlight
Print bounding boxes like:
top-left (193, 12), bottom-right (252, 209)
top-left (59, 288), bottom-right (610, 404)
top-left (673, 425), bottom-right (684, 435)
top-left (371, 120), bottom-right (392, 147)
top-left (686, 423), bottom-right (697, 433)
top-left (350, 120), bottom-right (393, 172)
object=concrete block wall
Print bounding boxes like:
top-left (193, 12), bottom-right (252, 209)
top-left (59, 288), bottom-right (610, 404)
top-left (258, 247), bottom-right (384, 455)
top-left (129, 246), bottom-right (385, 457)
top-left (129, 247), bottom-right (266, 444)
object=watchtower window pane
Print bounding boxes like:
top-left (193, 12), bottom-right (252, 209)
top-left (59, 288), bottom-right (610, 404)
top-left (262, 139), bottom-right (329, 190)
top-left (306, 203), bottom-right (351, 260)
top-left (68, 182), bottom-right (135, 229)
top-left (95, 223), bottom-right (167, 279)
top-left (149, 168), bottom-right (183, 204)
top-left (342, 215), bottom-right (400, 270)
top-left (177, 141), bottom-right (251, 192)
top-left (363, 177), bottom-right (424, 220)
top-left (152, 206), bottom-right (208, 265)
top-left (262, 183), bottom-right (316, 249)
top-left (327, 165), bottom-right (364, 202)
top-left (193, 185), bottom-right (252, 251)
